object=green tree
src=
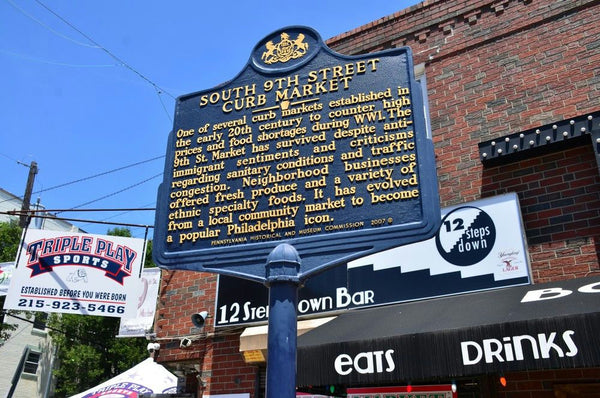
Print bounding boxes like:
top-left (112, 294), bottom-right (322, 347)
top-left (48, 313), bottom-right (148, 397)
top-left (49, 227), bottom-right (152, 397)
top-left (106, 226), bottom-right (132, 237)
top-left (107, 227), bottom-right (155, 268)
top-left (0, 220), bottom-right (22, 345)
top-left (144, 239), bottom-right (155, 268)
top-left (0, 220), bottom-right (22, 262)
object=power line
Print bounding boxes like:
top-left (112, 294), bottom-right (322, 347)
top-left (0, 48), bottom-right (117, 68)
top-left (3, 0), bottom-right (175, 215)
top-left (61, 172), bottom-right (163, 212)
top-left (7, 208), bottom-right (156, 213)
top-left (33, 0), bottom-right (176, 100)
top-left (1, 210), bottom-right (155, 229)
top-left (33, 155), bottom-right (165, 195)
top-left (0, 160), bottom-right (37, 207)
top-left (0, 153), bottom-right (31, 167)
top-left (5, 0), bottom-right (100, 49)
top-left (154, 86), bottom-right (173, 123)
top-left (0, 156), bottom-right (165, 207)
top-left (0, 208), bottom-right (156, 228)
top-left (2, 311), bottom-right (109, 350)
top-left (75, 202), bottom-right (157, 231)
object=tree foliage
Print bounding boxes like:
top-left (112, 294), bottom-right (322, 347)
top-left (107, 227), bottom-right (155, 268)
top-left (0, 220), bottom-right (22, 345)
top-left (106, 227), bottom-right (132, 237)
top-left (48, 227), bottom-right (151, 397)
top-left (0, 220), bottom-right (22, 262)
top-left (48, 313), bottom-right (148, 397)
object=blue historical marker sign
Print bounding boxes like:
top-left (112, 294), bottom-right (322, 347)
top-left (153, 26), bottom-right (440, 282)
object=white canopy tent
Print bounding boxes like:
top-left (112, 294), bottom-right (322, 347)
top-left (69, 358), bottom-right (178, 398)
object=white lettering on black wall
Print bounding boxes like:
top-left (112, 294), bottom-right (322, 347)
top-left (521, 281), bottom-right (600, 302)
top-left (334, 349), bottom-right (395, 375)
top-left (461, 330), bottom-right (578, 365)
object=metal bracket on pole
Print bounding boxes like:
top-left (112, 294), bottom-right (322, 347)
top-left (265, 243), bottom-right (301, 398)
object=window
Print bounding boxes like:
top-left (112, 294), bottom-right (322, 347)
top-left (31, 313), bottom-right (48, 336)
top-left (414, 63), bottom-right (432, 140)
top-left (21, 347), bottom-right (41, 378)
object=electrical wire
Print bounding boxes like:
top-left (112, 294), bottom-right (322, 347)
top-left (2, 2), bottom-right (176, 216)
top-left (33, 0), bottom-right (176, 100)
top-left (33, 155), bottom-right (164, 195)
top-left (93, 202), bottom-right (156, 222)
top-left (0, 194), bottom-right (24, 206)
top-left (0, 156), bottom-right (164, 208)
top-left (0, 158), bottom-right (32, 205)
top-left (0, 153), bottom-right (31, 166)
top-left (2, 311), bottom-right (109, 350)
top-left (5, 0), bottom-right (100, 49)
top-left (0, 48), bottom-right (117, 68)
top-left (7, 213), bottom-right (154, 229)
top-left (2, 2), bottom-right (174, 225)
top-left (154, 86), bottom-right (173, 123)
top-left (1, 210), bottom-right (155, 229)
top-left (60, 172), bottom-right (163, 212)
top-left (27, 202), bottom-right (158, 231)
top-left (10, 0), bottom-right (177, 120)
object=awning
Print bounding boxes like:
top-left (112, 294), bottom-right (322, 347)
top-left (297, 275), bottom-right (600, 387)
top-left (239, 317), bottom-right (335, 363)
top-left (69, 358), bottom-right (178, 398)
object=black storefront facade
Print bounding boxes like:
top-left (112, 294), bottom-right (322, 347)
top-left (296, 276), bottom-right (600, 395)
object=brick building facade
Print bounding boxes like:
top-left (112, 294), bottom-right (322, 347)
top-left (154, 1), bottom-right (600, 396)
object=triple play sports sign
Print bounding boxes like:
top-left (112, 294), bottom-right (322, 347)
top-left (5, 229), bottom-right (144, 317)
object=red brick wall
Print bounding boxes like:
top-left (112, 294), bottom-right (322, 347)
top-left (326, 0), bottom-right (600, 284)
top-left (156, 270), bottom-right (217, 340)
top-left (497, 367), bottom-right (600, 397)
top-left (204, 334), bottom-right (257, 395)
top-left (155, 1), bottom-right (600, 396)
top-left (481, 146), bottom-right (600, 283)
top-left (155, 270), bottom-right (258, 396)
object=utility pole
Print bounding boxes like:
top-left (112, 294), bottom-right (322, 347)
top-left (19, 161), bottom-right (38, 228)
top-left (0, 161), bottom-right (38, 338)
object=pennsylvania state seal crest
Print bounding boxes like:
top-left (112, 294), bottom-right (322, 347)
top-left (262, 32), bottom-right (308, 64)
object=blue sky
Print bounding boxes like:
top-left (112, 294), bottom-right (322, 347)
top-left (0, 0), bottom-right (419, 238)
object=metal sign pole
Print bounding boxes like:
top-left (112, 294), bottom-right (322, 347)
top-left (265, 244), bottom-right (301, 398)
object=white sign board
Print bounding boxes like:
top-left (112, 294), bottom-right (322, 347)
top-left (349, 192), bottom-right (530, 281)
top-left (0, 262), bottom-right (14, 296)
top-left (118, 267), bottom-right (161, 337)
top-left (216, 193), bottom-right (531, 326)
top-left (4, 229), bottom-right (145, 317)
